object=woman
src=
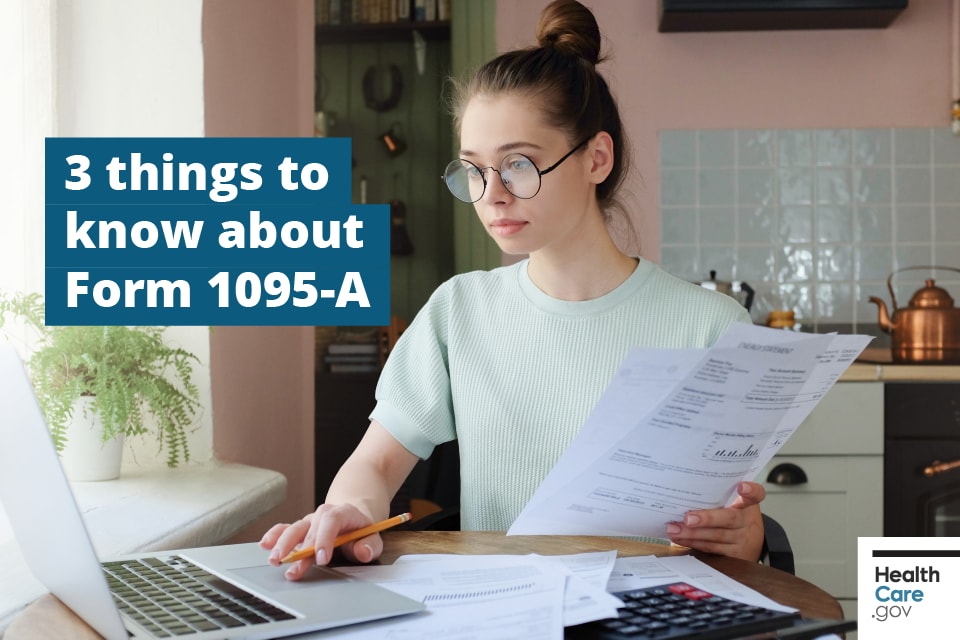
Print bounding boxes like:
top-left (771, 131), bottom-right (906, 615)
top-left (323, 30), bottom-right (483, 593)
top-left (262, 0), bottom-right (765, 580)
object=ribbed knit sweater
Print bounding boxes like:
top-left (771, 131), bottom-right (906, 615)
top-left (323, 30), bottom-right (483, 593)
top-left (370, 258), bottom-right (751, 531)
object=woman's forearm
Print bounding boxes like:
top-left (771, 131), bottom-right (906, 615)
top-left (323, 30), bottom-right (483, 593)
top-left (325, 457), bottom-right (395, 522)
top-left (324, 420), bottom-right (420, 521)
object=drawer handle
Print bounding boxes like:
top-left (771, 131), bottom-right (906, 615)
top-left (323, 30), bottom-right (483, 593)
top-left (923, 459), bottom-right (960, 478)
top-left (766, 462), bottom-right (808, 486)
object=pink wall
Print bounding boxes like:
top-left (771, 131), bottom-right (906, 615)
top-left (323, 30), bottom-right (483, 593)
top-left (496, 1), bottom-right (955, 260)
top-left (202, 0), bottom-right (316, 543)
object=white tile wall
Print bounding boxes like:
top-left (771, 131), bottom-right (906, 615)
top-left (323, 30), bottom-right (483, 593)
top-left (659, 128), bottom-right (960, 331)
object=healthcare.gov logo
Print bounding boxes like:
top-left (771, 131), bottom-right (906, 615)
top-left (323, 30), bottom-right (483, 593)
top-left (859, 537), bottom-right (959, 637)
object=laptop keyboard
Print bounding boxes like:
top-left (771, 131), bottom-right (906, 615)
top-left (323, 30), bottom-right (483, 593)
top-left (102, 556), bottom-right (296, 637)
top-left (566, 582), bottom-right (802, 639)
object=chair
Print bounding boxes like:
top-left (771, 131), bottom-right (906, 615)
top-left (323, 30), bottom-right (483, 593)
top-left (760, 513), bottom-right (795, 575)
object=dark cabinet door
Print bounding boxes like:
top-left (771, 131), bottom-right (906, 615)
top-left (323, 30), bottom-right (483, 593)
top-left (884, 382), bottom-right (960, 536)
top-left (314, 371), bottom-right (379, 503)
top-left (314, 370), bottom-right (459, 517)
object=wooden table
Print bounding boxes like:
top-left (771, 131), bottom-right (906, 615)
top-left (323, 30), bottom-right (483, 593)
top-left (5, 531), bottom-right (843, 639)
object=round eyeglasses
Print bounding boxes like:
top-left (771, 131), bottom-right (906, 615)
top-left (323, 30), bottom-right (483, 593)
top-left (441, 137), bottom-right (592, 203)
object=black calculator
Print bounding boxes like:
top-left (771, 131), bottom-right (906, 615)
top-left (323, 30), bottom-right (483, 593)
top-left (565, 581), bottom-right (853, 639)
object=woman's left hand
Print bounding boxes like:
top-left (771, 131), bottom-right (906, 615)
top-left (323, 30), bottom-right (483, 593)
top-left (665, 481), bottom-right (766, 562)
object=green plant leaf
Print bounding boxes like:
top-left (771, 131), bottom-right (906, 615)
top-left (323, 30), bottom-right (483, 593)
top-left (0, 291), bottom-right (201, 467)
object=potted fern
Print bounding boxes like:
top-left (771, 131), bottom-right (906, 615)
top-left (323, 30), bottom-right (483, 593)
top-left (0, 291), bottom-right (201, 479)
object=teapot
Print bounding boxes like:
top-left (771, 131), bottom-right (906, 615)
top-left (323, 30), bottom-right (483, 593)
top-left (695, 270), bottom-right (755, 311)
top-left (868, 266), bottom-right (960, 364)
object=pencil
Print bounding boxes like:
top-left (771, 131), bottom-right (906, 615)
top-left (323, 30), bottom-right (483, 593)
top-left (280, 512), bottom-right (413, 564)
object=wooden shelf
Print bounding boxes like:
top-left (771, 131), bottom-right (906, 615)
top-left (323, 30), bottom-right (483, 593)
top-left (315, 20), bottom-right (450, 44)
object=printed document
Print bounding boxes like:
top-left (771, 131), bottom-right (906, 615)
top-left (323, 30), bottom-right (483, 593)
top-left (294, 551), bottom-right (807, 639)
top-left (391, 550), bottom-right (623, 625)
top-left (606, 554), bottom-right (793, 612)
top-left (509, 322), bottom-right (871, 538)
top-left (299, 553), bottom-right (573, 639)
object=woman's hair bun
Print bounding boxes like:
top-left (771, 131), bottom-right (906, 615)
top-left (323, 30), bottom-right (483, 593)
top-left (535, 0), bottom-right (603, 66)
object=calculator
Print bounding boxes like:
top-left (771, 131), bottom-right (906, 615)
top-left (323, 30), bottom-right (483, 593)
top-left (565, 581), bottom-right (855, 639)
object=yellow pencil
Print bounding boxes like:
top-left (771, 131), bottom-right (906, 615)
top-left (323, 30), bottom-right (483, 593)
top-left (280, 512), bottom-right (413, 564)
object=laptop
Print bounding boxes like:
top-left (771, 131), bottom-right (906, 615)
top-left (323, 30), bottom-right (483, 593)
top-left (0, 344), bottom-right (424, 639)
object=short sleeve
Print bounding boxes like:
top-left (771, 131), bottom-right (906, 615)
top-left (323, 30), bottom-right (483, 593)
top-left (369, 283), bottom-right (456, 460)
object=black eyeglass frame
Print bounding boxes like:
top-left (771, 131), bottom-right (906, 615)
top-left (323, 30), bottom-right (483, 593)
top-left (441, 136), bottom-right (594, 203)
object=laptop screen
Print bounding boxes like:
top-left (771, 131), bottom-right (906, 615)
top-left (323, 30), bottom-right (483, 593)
top-left (0, 345), bottom-right (129, 639)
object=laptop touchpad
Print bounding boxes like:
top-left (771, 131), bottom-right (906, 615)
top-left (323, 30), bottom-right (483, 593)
top-left (229, 564), bottom-right (348, 593)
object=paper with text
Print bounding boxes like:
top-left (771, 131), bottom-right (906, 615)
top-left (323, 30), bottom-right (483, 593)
top-left (509, 323), bottom-right (871, 538)
top-left (606, 554), bottom-right (794, 612)
top-left (392, 551), bottom-right (622, 626)
top-left (298, 555), bottom-right (568, 639)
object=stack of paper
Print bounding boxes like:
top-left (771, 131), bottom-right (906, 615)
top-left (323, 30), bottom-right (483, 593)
top-left (509, 323), bottom-right (871, 539)
top-left (295, 551), bottom-right (798, 639)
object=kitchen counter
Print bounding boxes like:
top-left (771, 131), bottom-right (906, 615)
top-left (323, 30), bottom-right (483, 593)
top-left (842, 347), bottom-right (960, 381)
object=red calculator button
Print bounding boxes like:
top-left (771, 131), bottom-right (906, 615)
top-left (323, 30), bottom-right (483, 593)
top-left (684, 589), bottom-right (713, 600)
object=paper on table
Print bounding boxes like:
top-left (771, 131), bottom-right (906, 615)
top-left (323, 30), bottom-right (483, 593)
top-left (300, 555), bottom-right (567, 639)
top-left (509, 323), bottom-right (872, 538)
top-left (606, 554), bottom-right (795, 613)
top-left (393, 551), bottom-right (622, 625)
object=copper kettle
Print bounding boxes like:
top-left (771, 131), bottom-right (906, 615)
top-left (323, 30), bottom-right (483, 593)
top-left (868, 266), bottom-right (960, 364)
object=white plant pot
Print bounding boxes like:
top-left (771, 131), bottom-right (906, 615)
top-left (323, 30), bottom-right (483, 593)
top-left (59, 397), bottom-right (124, 482)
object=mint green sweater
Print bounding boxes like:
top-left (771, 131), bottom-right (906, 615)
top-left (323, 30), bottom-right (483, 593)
top-left (371, 258), bottom-right (751, 531)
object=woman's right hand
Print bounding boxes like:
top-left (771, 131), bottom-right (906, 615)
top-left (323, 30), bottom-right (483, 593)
top-left (258, 503), bottom-right (384, 581)
top-left (261, 421), bottom-right (420, 581)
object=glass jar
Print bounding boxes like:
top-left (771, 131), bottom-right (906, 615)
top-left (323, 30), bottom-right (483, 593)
top-left (766, 310), bottom-right (796, 330)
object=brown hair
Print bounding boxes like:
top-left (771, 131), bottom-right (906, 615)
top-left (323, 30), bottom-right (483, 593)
top-left (452, 0), bottom-right (630, 216)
